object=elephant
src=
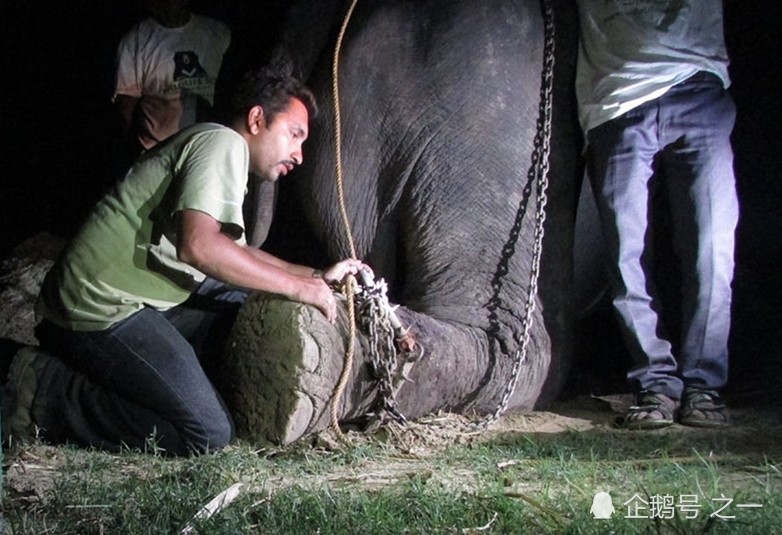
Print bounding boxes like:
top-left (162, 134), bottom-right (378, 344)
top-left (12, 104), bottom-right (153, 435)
top-left (218, 0), bottom-right (586, 443)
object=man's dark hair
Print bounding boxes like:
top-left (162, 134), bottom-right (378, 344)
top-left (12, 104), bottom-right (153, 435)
top-left (222, 49), bottom-right (318, 126)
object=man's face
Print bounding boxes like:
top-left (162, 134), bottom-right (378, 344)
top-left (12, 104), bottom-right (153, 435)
top-left (249, 98), bottom-right (309, 182)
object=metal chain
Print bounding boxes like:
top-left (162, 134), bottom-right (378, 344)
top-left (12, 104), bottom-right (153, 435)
top-left (329, 0), bottom-right (556, 435)
top-left (474, 0), bottom-right (556, 430)
top-left (354, 274), bottom-right (413, 424)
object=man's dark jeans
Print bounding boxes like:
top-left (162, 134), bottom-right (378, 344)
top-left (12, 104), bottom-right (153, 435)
top-left (33, 278), bottom-right (247, 455)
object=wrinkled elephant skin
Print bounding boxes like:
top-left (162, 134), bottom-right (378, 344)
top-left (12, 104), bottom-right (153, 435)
top-left (262, 0), bottom-right (583, 413)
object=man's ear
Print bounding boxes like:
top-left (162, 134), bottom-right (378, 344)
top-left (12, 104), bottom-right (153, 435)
top-left (247, 105), bottom-right (265, 134)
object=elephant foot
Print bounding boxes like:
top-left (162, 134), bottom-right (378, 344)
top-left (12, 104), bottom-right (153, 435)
top-left (221, 294), bottom-right (552, 445)
top-left (282, 391), bottom-right (316, 445)
top-left (218, 294), bottom-right (350, 445)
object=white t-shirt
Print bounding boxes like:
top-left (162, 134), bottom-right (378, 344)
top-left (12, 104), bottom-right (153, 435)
top-left (575, 0), bottom-right (730, 135)
top-left (114, 14), bottom-right (231, 148)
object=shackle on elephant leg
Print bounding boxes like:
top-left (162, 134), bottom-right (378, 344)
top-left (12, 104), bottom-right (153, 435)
top-left (357, 268), bottom-right (419, 355)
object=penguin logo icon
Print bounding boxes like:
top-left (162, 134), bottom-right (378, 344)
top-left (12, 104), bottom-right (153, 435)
top-left (590, 491), bottom-right (615, 519)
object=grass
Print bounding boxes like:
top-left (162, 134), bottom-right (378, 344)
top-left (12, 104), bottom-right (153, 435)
top-left (2, 401), bottom-right (781, 534)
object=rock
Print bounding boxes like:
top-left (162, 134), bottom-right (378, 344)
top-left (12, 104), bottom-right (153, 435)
top-left (0, 233), bottom-right (65, 346)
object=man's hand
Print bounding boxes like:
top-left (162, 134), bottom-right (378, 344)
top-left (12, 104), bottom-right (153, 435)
top-left (304, 259), bottom-right (372, 323)
top-left (177, 210), bottom-right (375, 324)
top-left (322, 259), bottom-right (372, 285)
top-left (292, 277), bottom-right (340, 324)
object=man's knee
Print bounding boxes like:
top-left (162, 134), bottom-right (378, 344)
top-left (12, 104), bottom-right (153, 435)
top-left (186, 412), bottom-right (234, 455)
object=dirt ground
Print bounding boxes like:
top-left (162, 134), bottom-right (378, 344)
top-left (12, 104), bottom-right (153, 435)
top-left (4, 392), bottom-right (781, 507)
top-left (3, 235), bottom-right (781, 508)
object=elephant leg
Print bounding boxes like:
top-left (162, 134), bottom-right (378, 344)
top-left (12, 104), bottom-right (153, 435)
top-left (219, 294), bottom-right (551, 445)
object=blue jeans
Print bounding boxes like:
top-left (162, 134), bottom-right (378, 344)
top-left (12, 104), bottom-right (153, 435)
top-left (587, 72), bottom-right (739, 399)
top-left (33, 278), bottom-right (248, 455)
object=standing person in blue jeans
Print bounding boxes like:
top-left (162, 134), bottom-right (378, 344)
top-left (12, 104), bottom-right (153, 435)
top-left (2, 57), bottom-right (367, 455)
top-left (575, 0), bottom-right (739, 429)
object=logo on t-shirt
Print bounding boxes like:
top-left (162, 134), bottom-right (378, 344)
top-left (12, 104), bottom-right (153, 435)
top-left (173, 51), bottom-right (213, 96)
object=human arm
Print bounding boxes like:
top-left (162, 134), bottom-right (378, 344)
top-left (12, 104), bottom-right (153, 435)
top-left (243, 247), bottom-right (368, 284)
top-left (176, 209), bottom-right (365, 322)
top-left (113, 26), bottom-right (143, 139)
top-left (114, 94), bottom-right (140, 140)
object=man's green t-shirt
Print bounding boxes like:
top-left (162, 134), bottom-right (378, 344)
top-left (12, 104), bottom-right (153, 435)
top-left (37, 123), bottom-right (249, 331)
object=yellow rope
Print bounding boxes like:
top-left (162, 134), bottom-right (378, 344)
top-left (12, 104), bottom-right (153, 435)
top-left (332, 0), bottom-right (359, 261)
top-left (328, 0), bottom-right (361, 441)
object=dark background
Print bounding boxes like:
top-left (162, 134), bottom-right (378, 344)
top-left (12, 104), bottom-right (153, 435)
top-left (1, 1), bottom-right (780, 399)
top-left (0, 0), bottom-right (286, 257)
